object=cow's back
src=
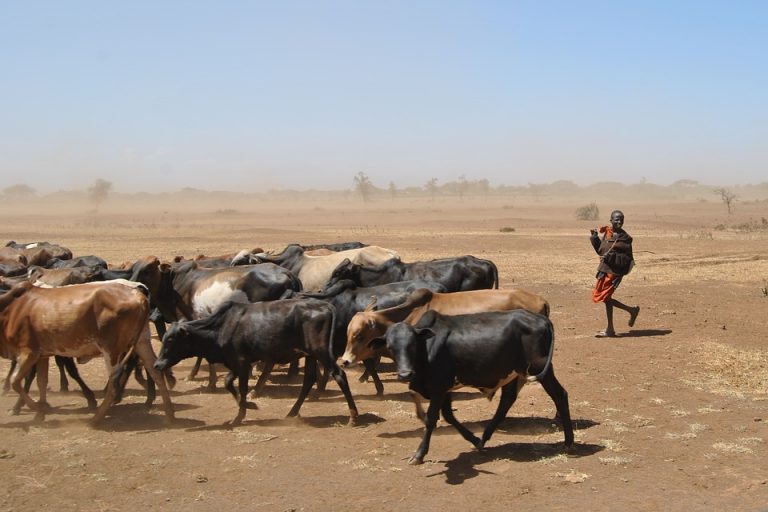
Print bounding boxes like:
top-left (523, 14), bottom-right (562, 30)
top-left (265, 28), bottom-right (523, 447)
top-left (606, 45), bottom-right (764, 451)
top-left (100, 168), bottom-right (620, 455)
top-left (2, 281), bottom-right (149, 359)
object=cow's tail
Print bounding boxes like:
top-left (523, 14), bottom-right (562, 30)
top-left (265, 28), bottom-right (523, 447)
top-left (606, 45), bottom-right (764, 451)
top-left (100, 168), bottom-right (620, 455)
top-left (527, 317), bottom-right (555, 383)
top-left (327, 303), bottom-right (339, 363)
top-left (489, 260), bottom-right (499, 289)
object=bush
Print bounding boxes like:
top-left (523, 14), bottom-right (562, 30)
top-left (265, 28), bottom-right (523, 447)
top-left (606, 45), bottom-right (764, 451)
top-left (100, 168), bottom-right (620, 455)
top-left (499, 226), bottom-right (516, 233)
top-left (575, 202), bottom-right (600, 221)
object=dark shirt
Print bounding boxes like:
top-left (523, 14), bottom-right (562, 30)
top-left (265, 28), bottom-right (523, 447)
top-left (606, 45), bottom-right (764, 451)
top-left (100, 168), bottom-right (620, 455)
top-left (590, 228), bottom-right (634, 276)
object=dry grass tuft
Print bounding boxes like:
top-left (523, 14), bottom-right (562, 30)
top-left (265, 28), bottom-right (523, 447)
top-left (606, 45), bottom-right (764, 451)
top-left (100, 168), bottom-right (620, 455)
top-left (688, 341), bottom-right (768, 396)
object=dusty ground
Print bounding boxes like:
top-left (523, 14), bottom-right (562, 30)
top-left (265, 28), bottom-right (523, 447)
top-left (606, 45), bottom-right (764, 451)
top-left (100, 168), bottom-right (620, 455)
top-left (0, 196), bottom-right (767, 511)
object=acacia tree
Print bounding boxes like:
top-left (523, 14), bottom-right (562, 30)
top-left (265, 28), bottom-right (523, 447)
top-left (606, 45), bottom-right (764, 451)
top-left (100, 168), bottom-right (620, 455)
top-left (714, 187), bottom-right (737, 214)
top-left (425, 177), bottom-right (439, 200)
top-left (88, 179), bottom-right (112, 208)
top-left (353, 172), bottom-right (374, 203)
top-left (388, 181), bottom-right (397, 201)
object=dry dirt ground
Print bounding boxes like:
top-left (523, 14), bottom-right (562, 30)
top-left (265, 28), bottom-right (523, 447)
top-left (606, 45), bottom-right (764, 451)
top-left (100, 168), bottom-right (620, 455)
top-left (0, 196), bottom-right (766, 512)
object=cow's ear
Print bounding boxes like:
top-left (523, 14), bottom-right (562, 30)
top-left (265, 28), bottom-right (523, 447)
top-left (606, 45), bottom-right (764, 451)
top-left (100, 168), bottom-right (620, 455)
top-left (364, 297), bottom-right (377, 312)
top-left (160, 262), bottom-right (171, 272)
top-left (367, 338), bottom-right (386, 352)
top-left (415, 328), bottom-right (435, 342)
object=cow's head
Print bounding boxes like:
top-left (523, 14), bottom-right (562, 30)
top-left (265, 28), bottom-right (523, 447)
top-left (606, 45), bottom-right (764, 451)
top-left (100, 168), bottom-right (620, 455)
top-left (341, 307), bottom-right (388, 366)
top-left (328, 258), bottom-right (358, 284)
top-left (154, 322), bottom-right (194, 371)
top-left (381, 322), bottom-right (433, 382)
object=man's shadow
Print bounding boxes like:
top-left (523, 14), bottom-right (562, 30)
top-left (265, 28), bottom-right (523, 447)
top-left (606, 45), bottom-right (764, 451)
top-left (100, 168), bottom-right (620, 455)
top-left (618, 329), bottom-right (672, 338)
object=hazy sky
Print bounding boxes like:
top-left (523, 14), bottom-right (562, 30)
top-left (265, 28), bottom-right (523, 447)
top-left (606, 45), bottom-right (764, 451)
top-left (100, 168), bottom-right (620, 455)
top-left (1, 1), bottom-right (766, 193)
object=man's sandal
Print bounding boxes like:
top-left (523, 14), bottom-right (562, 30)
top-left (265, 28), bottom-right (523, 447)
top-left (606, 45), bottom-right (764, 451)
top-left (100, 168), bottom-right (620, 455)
top-left (595, 330), bottom-right (617, 338)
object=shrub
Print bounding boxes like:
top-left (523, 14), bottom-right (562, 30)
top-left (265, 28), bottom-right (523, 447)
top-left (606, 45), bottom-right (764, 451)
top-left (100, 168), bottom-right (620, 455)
top-left (575, 202), bottom-right (600, 221)
top-left (499, 226), bottom-right (516, 233)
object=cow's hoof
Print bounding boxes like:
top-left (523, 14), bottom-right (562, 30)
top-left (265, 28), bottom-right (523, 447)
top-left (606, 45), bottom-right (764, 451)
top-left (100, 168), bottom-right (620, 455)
top-left (408, 456), bottom-right (424, 466)
top-left (245, 401), bottom-right (258, 410)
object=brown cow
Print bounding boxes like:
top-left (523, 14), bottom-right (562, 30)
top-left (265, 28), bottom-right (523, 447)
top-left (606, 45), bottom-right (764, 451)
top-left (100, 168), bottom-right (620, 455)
top-left (0, 279), bottom-right (174, 423)
top-left (341, 287), bottom-right (550, 366)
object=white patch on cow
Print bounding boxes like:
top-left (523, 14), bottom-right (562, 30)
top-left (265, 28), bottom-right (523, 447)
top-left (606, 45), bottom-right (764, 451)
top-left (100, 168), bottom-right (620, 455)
top-left (193, 281), bottom-right (248, 318)
top-left (25, 243), bottom-right (39, 249)
top-left (451, 370), bottom-right (522, 398)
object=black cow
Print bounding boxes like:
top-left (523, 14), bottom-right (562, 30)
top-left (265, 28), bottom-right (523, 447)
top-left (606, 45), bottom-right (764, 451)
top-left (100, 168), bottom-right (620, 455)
top-left (295, 278), bottom-right (448, 395)
top-left (131, 258), bottom-right (302, 389)
top-left (46, 255), bottom-right (108, 269)
top-left (0, 261), bottom-right (27, 278)
top-left (377, 309), bottom-right (573, 464)
top-left (154, 298), bottom-right (358, 425)
top-left (300, 242), bottom-right (368, 252)
top-left (328, 255), bottom-right (499, 292)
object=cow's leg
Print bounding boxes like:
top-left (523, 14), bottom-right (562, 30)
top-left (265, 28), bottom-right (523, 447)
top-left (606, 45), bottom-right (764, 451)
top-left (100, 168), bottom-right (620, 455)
top-left (287, 356), bottom-right (318, 418)
top-left (58, 356), bottom-right (97, 411)
top-left (92, 353), bottom-right (130, 424)
top-left (121, 354), bottom-right (157, 408)
top-left (33, 358), bottom-right (50, 422)
top-left (286, 358), bottom-right (300, 381)
top-left (440, 393), bottom-right (481, 448)
top-left (187, 356), bottom-right (203, 380)
top-left (10, 353), bottom-right (41, 414)
top-left (249, 361), bottom-right (274, 398)
top-left (3, 358), bottom-right (16, 394)
top-left (410, 396), bottom-right (443, 465)
top-left (315, 360), bottom-right (329, 392)
top-left (479, 378), bottom-right (522, 449)
top-left (362, 358), bottom-right (384, 396)
top-left (54, 355), bottom-right (69, 392)
top-left (538, 367), bottom-right (574, 449)
top-left (358, 355), bottom-right (381, 383)
top-left (205, 360), bottom-right (218, 392)
top-left (133, 336), bottom-right (175, 423)
top-left (224, 370), bottom-right (237, 399)
top-left (228, 365), bottom-right (252, 426)
top-left (328, 363), bottom-right (359, 424)
top-left (14, 365), bottom-right (37, 415)
top-left (410, 390), bottom-right (426, 423)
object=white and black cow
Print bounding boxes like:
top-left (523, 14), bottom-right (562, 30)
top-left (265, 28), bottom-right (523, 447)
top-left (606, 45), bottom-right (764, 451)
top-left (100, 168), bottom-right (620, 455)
top-left (154, 298), bottom-right (358, 426)
top-left (131, 257), bottom-right (303, 389)
top-left (376, 309), bottom-right (573, 464)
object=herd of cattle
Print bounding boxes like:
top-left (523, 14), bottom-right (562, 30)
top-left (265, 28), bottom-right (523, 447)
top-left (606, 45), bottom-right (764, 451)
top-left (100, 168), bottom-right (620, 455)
top-left (0, 239), bottom-right (573, 464)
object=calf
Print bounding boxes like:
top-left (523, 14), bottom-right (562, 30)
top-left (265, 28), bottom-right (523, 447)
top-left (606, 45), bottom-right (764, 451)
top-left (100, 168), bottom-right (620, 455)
top-left (154, 298), bottom-right (358, 425)
top-left (378, 309), bottom-right (573, 464)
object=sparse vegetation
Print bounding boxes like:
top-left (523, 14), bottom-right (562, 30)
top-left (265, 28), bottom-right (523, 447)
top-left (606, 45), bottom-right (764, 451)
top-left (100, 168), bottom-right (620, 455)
top-left (499, 226), bottom-right (516, 233)
top-left (575, 202), bottom-right (600, 221)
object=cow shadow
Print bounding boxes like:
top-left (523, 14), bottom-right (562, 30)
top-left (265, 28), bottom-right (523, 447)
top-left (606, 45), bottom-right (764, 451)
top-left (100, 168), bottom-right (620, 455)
top-left (379, 416), bottom-right (598, 440)
top-left (427, 441), bottom-right (605, 485)
top-left (184, 412), bottom-right (385, 432)
top-left (617, 329), bottom-right (673, 338)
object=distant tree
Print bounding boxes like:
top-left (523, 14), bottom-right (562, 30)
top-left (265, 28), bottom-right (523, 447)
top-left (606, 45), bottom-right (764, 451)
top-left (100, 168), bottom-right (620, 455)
top-left (88, 179), bottom-right (112, 207)
top-left (476, 178), bottom-right (490, 198)
top-left (714, 187), bottom-right (737, 214)
top-left (352, 172), bottom-right (374, 203)
top-left (388, 181), bottom-right (397, 201)
top-left (3, 183), bottom-right (36, 199)
top-left (456, 175), bottom-right (468, 200)
top-left (425, 178), bottom-right (439, 200)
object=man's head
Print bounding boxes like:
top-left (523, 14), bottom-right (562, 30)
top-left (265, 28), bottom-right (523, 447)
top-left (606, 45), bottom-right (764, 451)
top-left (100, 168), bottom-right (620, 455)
top-left (610, 210), bottom-right (625, 230)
